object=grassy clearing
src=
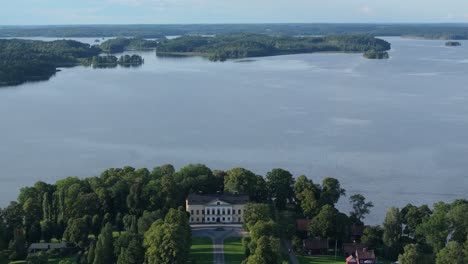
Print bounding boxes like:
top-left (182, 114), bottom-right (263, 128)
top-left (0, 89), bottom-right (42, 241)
top-left (297, 255), bottom-right (346, 264)
top-left (224, 237), bottom-right (245, 264)
top-left (189, 237), bottom-right (213, 264)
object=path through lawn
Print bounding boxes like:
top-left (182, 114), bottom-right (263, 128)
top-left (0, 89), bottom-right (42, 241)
top-left (224, 237), bottom-right (245, 264)
top-left (190, 236), bottom-right (214, 264)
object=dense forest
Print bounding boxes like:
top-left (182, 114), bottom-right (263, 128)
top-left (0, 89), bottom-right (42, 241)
top-left (0, 38), bottom-right (153, 86)
top-left (99, 38), bottom-right (158, 53)
top-left (0, 39), bottom-right (101, 86)
top-left (0, 164), bottom-right (466, 264)
top-left (1, 24), bottom-right (468, 39)
top-left (157, 34), bottom-right (391, 61)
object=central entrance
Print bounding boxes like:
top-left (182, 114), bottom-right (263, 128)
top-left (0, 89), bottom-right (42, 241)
top-left (216, 217), bottom-right (221, 223)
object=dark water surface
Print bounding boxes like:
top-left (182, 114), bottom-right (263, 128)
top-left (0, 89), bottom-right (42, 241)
top-left (1, 37), bottom-right (467, 224)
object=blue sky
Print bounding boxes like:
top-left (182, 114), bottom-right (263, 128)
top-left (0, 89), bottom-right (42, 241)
top-left (2, 0), bottom-right (468, 25)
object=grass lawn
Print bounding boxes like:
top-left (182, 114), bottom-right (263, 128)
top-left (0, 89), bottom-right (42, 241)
top-left (297, 255), bottom-right (346, 264)
top-left (224, 237), bottom-right (245, 264)
top-left (10, 255), bottom-right (77, 264)
top-left (189, 237), bottom-right (213, 264)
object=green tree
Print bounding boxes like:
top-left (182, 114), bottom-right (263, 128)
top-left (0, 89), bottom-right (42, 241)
top-left (401, 204), bottom-right (431, 238)
top-left (319, 177), bottom-right (345, 207)
top-left (8, 228), bottom-right (27, 261)
top-left (93, 223), bottom-right (114, 264)
top-left (224, 168), bottom-right (266, 202)
top-left (416, 202), bottom-right (450, 253)
top-left (309, 205), bottom-right (338, 239)
top-left (294, 175), bottom-right (320, 217)
top-left (250, 220), bottom-right (278, 242)
top-left (361, 226), bottom-right (384, 249)
top-left (447, 202), bottom-right (468, 243)
top-left (87, 242), bottom-right (96, 264)
top-left (349, 194), bottom-right (374, 223)
top-left (243, 203), bottom-right (272, 229)
top-left (151, 164), bottom-right (175, 179)
top-left (246, 236), bottom-right (281, 264)
top-left (266, 169), bottom-right (295, 210)
top-left (383, 207), bottom-right (403, 259)
top-left (116, 234), bottom-right (144, 264)
top-left (398, 244), bottom-right (422, 264)
top-left (63, 218), bottom-right (89, 248)
top-left (436, 241), bottom-right (464, 264)
top-left (144, 209), bottom-right (191, 264)
top-left (40, 219), bottom-right (54, 242)
top-left (137, 211), bottom-right (162, 235)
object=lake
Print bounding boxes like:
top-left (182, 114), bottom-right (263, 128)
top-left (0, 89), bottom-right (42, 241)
top-left (0, 37), bottom-right (467, 224)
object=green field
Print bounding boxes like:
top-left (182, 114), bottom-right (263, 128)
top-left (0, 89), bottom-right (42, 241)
top-left (9, 256), bottom-right (77, 264)
top-left (189, 237), bottom-right (214, 264)
top-left (224, 237), bottom-right (246, 264)
top-left (298, 255), bottom-right (346, 264)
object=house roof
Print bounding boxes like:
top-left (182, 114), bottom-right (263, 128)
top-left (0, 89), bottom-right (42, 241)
top-left (296, 219), bottom-right (311, 232)
top-left (303, 238), bottom-right (328, 250)
top-left (28, 243), bottom-right (67, 250)
top-left (356, 248), bottom-right (375, 260)
top-left (187, 193), bottom-right (249, 205)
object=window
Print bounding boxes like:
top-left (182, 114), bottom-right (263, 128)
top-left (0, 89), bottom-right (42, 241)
top-left (196, 218), bottom-right (199, 222)
top-left (191, 218), bottom-right (193, 222)
top-left (196, 210), bottom-right (199, 215)
top-left (238, 209), bottom-right (241, 214)
top-left (212, 209), bottom-right (215, 215)
top-left (222, 217), bottom-right (225, 221)
top-left (191, 210), bottom-right (193, 215)
top-left (227, 209), bottom-right (231, 215)
top-left (217, 202), bottom-right (220, 205)
top-left (222, 209), bottom-right (225, 215)
top-left (217, 209), bottom-right (220, 215)
top-left (202, 210), bottom-right (205, 215)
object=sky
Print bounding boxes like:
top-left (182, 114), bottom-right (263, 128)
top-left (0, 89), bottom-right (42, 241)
top-left (1, 0), bottom-right (468, 25)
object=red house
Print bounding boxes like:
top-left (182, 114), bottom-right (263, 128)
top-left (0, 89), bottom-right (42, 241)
top-left (346, 248), bottom-right (376, 264)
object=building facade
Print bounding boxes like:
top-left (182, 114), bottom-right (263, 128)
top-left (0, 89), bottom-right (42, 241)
top-left (186, 193), bottom-right (249, 224)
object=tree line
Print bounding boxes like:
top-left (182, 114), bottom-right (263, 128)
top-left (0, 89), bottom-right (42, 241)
top-left (1, 24), bottom-right (468, 39)
top-left (0, 164), bottom-right (466, 263)
top-left (156, 33), bottom-right (391, 61)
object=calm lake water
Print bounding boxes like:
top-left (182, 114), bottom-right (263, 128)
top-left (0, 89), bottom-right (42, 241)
top-left (1, 37), bottom-right (467, 224)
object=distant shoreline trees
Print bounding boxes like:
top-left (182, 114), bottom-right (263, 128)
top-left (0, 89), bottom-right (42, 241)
top-left (157, 33), bottom-right (392, 61)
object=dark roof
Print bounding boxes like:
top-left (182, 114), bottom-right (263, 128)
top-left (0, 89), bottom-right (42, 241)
top-left (356, 248), bottom-right (375, 260)
top-left (296, 219), bottom-right (311, 232)
top-left (187, 193), bottom-right (249, 205)
top-left (303, 238), bottom-right (328, 250)
top-left (29, 243), bottom-right (67, 250)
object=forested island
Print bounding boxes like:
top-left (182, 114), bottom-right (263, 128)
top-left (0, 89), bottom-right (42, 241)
top-left (0, 164), bottom-right (466, 264)
top-left (99, 38), bottom-right (158, 53)
top-left (363, 50), bottom-right (390, 59)
top-left (0, 38), bottom-right (154, 86)
top-left (157, 34), bottom-right (391, 61)
top-left (445, 41), bottom-right (462, 46)
top-left (83, 55), bottom-right (144, 68)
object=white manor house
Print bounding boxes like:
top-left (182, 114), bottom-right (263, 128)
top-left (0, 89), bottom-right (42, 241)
top-left (185, 193), bottom-right (249, 224)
